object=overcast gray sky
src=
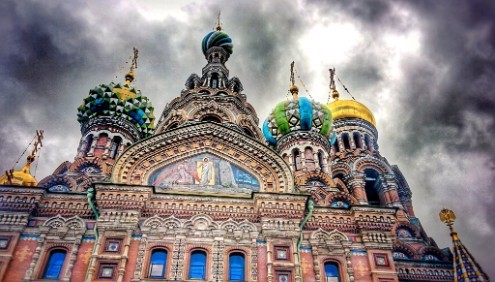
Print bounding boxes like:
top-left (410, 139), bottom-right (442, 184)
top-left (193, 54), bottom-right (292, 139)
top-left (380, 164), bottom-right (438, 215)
top-left (1, 0), bottom-right (493, 276)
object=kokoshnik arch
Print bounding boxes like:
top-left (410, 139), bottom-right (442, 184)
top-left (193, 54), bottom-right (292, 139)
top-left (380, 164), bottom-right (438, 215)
top-left (0, 18), bottom-right (489, 282)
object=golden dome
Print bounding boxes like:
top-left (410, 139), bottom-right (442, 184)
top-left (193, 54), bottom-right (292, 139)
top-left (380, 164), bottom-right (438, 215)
top-left (327, 98), bottom-right (376, 127)
top-left (0, 155), bottom-right (38, 186)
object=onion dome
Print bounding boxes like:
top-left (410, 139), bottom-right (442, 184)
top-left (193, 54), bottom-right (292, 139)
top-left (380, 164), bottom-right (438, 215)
top-left (77, 81), bottom-right (155, 138)
top-left (326, 69), bottom-right (376, 126)
top-left (328, 99), bottom-right (376, 126)
top-left (263, 93), bottom-right (332, 145)
top-left (201, 30), bottom-right (233, 56)
top-left (0, 155), bottom-right (37, 186)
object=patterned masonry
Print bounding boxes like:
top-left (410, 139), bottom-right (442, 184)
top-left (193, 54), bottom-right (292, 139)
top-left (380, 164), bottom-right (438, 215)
top-left (0, 20), bottom-right (488, 282)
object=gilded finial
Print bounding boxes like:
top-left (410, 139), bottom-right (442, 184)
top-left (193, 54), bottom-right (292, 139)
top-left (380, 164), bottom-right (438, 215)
top-left (215, 11), bottom-right (222, 31)
top-left (439, 208), bottom-right (457, 235)
top-left (329, 68), bottom-right (340, 100)
top-left (125, 47), bottom-right (139, 86)
top-left (289, 61), bottom-right (299, 99)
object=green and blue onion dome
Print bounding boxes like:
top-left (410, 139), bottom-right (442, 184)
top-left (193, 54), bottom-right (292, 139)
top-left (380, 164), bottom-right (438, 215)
top-left (263, 89), bottom-right (333, 145)
top-left (77, 78), bottom-right (155, 138)
top-left (201, 29), bottom-right (233, 56)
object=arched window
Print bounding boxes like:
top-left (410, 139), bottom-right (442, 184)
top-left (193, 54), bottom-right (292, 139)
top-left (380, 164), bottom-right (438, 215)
top-left (42, 249), bottom-right (67, 279)
top-left (149, 249), bottom-right (168, 278)
top-left (304, 147), bottom-right (314, 171)
top-left (84, 135), bottom-right (93, 155)
top-left (364, 169), bottom-right (381, 206)
top-left (243, 128), bottom-right (254, 138)
top-left (318, 151), bottom-right (324, 171)
top-left (110, 137), bottom-right (122, 159)
top-left (229, 252), bottom-right (245, 281)
top-left (293, 149), bottom-right (301, 171)
top-left (211, 73), bottom-right (219, 88)
top-left (201, 115), bottom-right (221, 123)
top-left (342, 133), bottom-right (351, 150)
top-left (365, 134), bottom-right (373, 151)
top-left (333, 138), bottom-right (340, 153)
top-left (324, 262), bottom-right (341, 282)
top-left (353, 132), bottom-right (361, 149)
top-left (189, 250), bottom-right (207, 280)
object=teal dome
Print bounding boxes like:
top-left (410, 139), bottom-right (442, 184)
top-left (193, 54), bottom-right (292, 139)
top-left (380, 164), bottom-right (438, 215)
top-left (263, 97), bottom-right (332, 145)
top-left (202, 31), bottom-right (233, 55)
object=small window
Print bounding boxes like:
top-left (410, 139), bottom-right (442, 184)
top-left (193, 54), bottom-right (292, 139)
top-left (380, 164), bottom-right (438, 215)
top-left (275, 271), bottom-right (292, 282)
top-left (274, 246), bottom-right (290, 260)
top-left (189, 250), bottom-right (207, 279)
top-left (98, 263), bottom-right (117, 280)
top-left (104, 238), bottom-right (122, 253)
top-left (42, 250), bottom-right (67, 279)
top-left (0, 236), bottom-right (11, 250)
top-left (211, 73), bottom-right (219, 88)
top-left (324, 262), bottom-right (341, 282)
top-left (229, 252), bottom-right (245, 281)
top-left (149, 249), bottom-right (168, 278)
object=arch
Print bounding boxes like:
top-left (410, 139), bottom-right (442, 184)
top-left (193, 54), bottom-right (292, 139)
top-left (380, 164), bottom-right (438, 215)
top-left (353, 132), bottom-right (361, 149)
top-left (189, 249), bottom-right (207, 279)
top-left (296, 171), bottom-right (334, 187)
top-left (317, 151), bottom-right (324, 171)
top-left (243, 127), bottom-right (254, 138)
top-left (342, 133), bottom-right (351, 150)
top-left (364, 169), bottom-right (382, 206)
top-left (112, 123), bottom-right (293, 193)
top-left (293, 149), bottom-right (302, 171)
top-left (229, 252), bottom-right (246, 281)
top-left (110, 136), bottom-right (122, 159)
top-left (190, 101), bottom-right (235, 123)
top-left (148, 248), bottom-right (168, 278)
top-left (392, 241), bottom-right (417, 259)
top-left (392, 222), bottom-right (420, 238)
top-left (201, 115), bottom-right (222, 123)
top-left (311, 228), bottom-right (348, 243)
top-left (419, 246), bottom-right (445, 261)
top-left (84, 134), bottom-right (93, 155)
top-left (210, 73), bottom-right (219, 88)
top-left (327, 192), bottom-right (358, 206)
top-left (304, 147), bottom-right (315, 171)
top-left (354, 158), bottom-right (391, 174)
top-left (42, 249), bottom-right (67, 279)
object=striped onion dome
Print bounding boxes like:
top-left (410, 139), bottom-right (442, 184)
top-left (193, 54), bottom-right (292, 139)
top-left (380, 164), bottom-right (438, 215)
top-left (263, 97), bottom-right (332, 145)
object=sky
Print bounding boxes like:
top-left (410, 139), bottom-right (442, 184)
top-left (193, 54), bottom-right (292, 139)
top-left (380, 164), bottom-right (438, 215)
top-left (1, 0), bottom-right (494, 276)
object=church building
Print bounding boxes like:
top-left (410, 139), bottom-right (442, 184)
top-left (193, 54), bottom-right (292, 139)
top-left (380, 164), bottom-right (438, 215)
top-left (0, 20), bottom-right (488, 282)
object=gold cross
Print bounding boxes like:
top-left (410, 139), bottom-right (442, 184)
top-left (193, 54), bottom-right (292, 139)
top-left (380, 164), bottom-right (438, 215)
top-left (31, 130), bottom-right (44, 157)
top-left (290, 61), bottom-right (295, 86)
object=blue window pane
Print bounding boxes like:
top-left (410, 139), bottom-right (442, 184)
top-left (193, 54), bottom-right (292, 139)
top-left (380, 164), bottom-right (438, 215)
top-left (43, 250), bottom-right (66, 279)
top-left (229, 253), bottom-right (245, 281)
top-left (189, 251), bottom-right (206, 279)
top-left (324, 262), bottom-right (340, 281)
top-left (149, 250), bottom-right (167, 278)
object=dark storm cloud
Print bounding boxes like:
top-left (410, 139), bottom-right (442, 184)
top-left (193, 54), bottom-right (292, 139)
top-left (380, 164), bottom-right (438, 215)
top-left (0, 0), bottom-right (493, 277)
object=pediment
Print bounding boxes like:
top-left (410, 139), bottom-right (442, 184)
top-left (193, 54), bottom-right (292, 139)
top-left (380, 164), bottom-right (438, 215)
top-left (112, 123), bottom-right (293, 194)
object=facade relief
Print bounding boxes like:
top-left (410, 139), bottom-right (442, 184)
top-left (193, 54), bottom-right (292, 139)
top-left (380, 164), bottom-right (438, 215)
top-left (148, 153), bottom-right (260, 194)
